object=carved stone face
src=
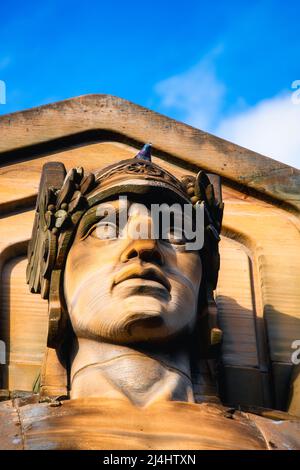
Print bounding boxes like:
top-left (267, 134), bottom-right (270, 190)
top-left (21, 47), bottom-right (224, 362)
top-left (64, 197), bottom-right (202, 344)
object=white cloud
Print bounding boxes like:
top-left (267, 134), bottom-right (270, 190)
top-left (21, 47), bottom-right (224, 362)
top-left (155, 57), bottom-right (300, 169)
top-left (215, 93), bottom-right (300, 169)
top-left (155, 48), bottom-right (225, 130)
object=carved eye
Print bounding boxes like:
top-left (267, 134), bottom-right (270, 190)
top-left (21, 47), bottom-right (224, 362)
top-left (86, 221), bottom-right (119, 240)
top-left (166, 227), bottom-right (187, 245)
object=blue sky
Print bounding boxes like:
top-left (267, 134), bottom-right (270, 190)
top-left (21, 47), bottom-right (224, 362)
top-left (1, 0), bottom-right (300, 167)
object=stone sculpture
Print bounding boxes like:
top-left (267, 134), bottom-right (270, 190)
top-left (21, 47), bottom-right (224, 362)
top-left (0, 144), bottom-right (299, 450)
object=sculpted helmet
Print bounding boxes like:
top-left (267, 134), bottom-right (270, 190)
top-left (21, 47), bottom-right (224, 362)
top-left (26, 144), bottom-right (224, 367)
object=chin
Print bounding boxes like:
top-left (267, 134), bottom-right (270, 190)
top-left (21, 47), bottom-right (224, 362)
top-left (110, 295), bottom-right (183, 343)
top-left (71, 297), bottom-right (187, 344)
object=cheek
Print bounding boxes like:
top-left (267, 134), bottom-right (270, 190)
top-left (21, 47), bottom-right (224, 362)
top-left (176, 252), bottom-right (202, 292)
top-left (163, 253), bottom-right (201, 327)
top-left (64, 239), bottom-right (122, 309)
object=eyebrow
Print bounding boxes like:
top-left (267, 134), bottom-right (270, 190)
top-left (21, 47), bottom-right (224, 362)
top-left (76, 204), bottom-right (122, 240)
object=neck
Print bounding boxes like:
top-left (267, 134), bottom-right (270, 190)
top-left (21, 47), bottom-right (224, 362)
top-left (70, 337), bottom-right (195, 407)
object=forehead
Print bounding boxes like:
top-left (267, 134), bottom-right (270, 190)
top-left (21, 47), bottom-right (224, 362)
top-left (81, 197), bottom-right (146, 220)
top-left (84, 193), bottom-right (188, 218)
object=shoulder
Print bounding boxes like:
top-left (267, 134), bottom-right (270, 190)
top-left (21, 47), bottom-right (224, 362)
top-left (0, 397), bottom-right (300, 450)
top-left (0, 393), bottom-right (41, 450)
top-left (0, 399), bottom-right (23, 449)
top-left (246, 409), bottom-right (300, 450)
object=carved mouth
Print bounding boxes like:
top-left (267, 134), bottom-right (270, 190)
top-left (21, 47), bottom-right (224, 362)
top-left (113, 264), bottom-right (171, 292)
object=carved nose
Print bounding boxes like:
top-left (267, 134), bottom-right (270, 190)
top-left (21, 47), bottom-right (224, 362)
top-left (120, 239), bottom-right (164, 265)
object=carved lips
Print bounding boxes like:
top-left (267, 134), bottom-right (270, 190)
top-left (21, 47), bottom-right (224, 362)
top-left (113, 264), bottom-right (171, 293)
